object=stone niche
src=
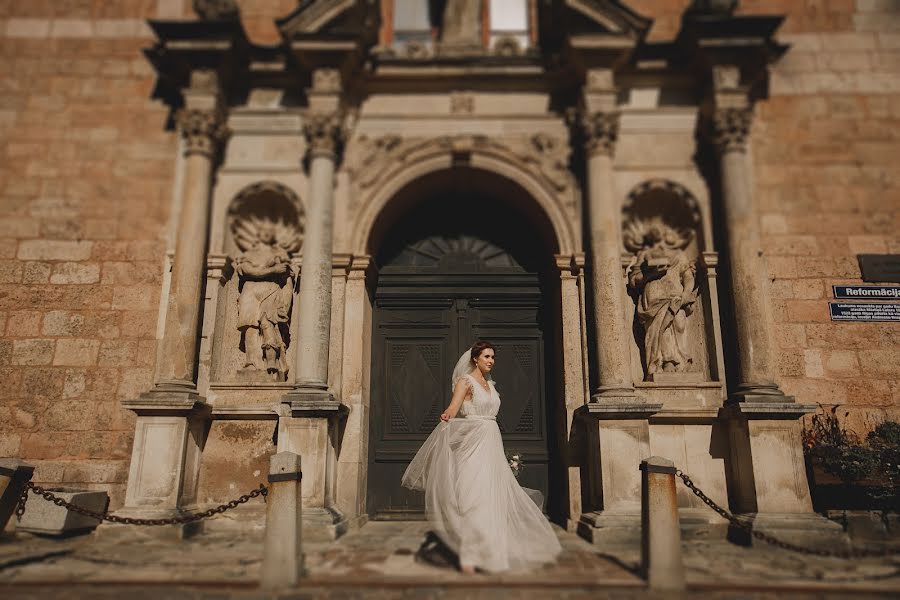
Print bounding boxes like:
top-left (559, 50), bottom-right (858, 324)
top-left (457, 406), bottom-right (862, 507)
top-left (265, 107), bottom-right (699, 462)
top-left (208, 182), bottom-right (305, 395)
top-left (622, 180), bottom-right (726, 400)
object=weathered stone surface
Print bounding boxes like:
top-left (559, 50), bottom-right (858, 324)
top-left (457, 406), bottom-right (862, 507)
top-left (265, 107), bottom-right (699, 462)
top-left (17, 488), bottom-right (108, 535)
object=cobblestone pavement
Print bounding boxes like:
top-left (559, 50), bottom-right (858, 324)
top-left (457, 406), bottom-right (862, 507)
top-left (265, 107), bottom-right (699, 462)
top-left (1, 520), bottom-right (899, 598)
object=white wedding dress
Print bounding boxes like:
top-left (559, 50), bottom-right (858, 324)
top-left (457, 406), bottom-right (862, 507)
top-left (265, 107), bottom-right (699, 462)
top-left (401, 373), bottom-right (562, 572)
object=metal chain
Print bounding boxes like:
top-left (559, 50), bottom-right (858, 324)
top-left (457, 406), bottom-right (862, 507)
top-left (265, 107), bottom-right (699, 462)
top-left (15, 482), bottom-right (268, 526)
top-left (675, 469), bottom-right (900, 559)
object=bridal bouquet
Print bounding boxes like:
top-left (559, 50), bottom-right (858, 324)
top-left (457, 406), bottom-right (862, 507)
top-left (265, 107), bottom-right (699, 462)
top-left (506, 452), bottom-right (523, 479)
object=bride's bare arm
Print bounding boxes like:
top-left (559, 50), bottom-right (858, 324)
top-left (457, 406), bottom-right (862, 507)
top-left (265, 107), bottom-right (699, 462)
top-left (440, 379), bottom-right (471, 422)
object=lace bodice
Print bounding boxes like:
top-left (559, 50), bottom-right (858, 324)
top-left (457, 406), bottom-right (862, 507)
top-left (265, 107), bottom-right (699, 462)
top-left (459, 374), bottom-right (500, 418)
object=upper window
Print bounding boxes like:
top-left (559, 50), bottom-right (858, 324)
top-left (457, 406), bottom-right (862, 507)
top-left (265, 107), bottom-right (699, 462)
top-left (489, 0), bottom-right (529, 51)
top-left (385, 0), bottom-right (533, 53)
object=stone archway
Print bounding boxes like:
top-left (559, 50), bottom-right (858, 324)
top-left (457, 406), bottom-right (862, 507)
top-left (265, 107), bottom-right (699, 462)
top-left (359, 166), bottom-right (575, 524)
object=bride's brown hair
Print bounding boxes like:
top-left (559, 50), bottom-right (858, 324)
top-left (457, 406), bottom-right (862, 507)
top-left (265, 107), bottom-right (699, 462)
top-left (470, 341), bottom-right (495, 363)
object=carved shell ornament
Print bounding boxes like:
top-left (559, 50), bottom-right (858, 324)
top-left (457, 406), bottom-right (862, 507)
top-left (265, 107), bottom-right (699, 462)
top-left (623, 217), bottom-right (694, 254)
top-left (231, 216), bottom-right (303, 255)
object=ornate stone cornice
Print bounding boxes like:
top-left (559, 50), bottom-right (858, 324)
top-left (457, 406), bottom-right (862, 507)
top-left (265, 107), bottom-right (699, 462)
top-left (711, 107), bottom-right (752, 155)
top-left (176, 108), bottom-right (229, 158)
top-left (581, 111), bottom-right (620, 157)
top-left (303, 112), bottom-right (345, 162)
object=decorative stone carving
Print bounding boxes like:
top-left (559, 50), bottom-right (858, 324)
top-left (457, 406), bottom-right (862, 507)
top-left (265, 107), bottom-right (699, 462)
top-left (192, 0), bottom-right (239, 21)
top-left (581, 112), bottom-right (620, 157)
top-left (344, 134), bottom-right (575, 202)
top-left (176, 108), bottom-right (228, 157)
top-left (493, 36), bottom-right (522, 57)
top-left (711, 107), bottom-right (752, 154)
top-left (343, 135), bottom-right (402, 189)
top-left (229, 185), bottom-right (305, 382)
top-left (624, 217), bottom-right (699, 379)
top-left (624, 180), bottom-right (702, 227)
top-left (405, 41), bottom-right (431, 59)
top-left (303, 112), bottom-right (345, 160)
top-left (450, 92), bottom-right (475, 114)
top-left (526, 133), bottom-right (571, 192)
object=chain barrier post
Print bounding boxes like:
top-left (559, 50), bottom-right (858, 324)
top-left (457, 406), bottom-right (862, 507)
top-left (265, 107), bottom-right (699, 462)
top-left (640, 456), bottom-right (686, 591)
top-left (0, 459), bottom-right (34, 535)
top-left (261, 451), bottom-right (304, 589)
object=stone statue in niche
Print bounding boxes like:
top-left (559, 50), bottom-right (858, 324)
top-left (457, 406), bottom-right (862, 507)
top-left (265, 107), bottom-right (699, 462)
top-left (231, 217), bottom-right (302, 381)
top-left (624, 217), bottom-right (699, 379)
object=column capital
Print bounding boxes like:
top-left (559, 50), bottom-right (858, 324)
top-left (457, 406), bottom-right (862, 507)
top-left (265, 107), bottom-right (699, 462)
top-left (581, 111), bottom-right (620, 157)
top-left (303, 111), bottom-right (345, 162)
top-left (710, 106), bottom-right (753, 155)
top-left (176, 107), bottom-right (229, 158)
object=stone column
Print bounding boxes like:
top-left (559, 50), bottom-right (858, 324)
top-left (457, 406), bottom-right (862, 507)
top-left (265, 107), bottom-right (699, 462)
top-left (117, 72), bottom-right (226, 529)
top-left (557, 255), bottom-right (587, 531)
top-left (285, 112), bottom-right (344, 405)
top-left (577, 70), bottom-right (660, 545)
top-left (581, 109), bottom-right (637, 404)
top-left (152, 108), bottom-right (225, 393)
top-left (709, 70), bottom-right (841, 546)
top-left (711, 104), bottom-right (788, 402)
top-left (279, 70), bottom-right (349, 540)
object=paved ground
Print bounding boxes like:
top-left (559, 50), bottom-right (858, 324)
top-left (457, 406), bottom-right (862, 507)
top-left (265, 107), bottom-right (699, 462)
top-left (2, 520), bottom-right (900, 598)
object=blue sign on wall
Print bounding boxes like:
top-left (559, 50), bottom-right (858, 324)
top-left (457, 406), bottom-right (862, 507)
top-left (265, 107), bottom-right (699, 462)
top-left (829, 302), bottom-right (900, 322)
top-left (832, 285), bottom-right (900, 300)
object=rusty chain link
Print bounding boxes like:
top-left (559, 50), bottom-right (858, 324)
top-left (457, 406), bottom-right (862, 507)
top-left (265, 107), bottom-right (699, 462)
top-left (675, 468), bottom-right (900, 559)
top-left (15, 481), bottom-right (267, 526)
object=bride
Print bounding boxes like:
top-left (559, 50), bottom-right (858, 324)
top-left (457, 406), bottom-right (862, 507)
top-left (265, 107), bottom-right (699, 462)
top-left (401, 341), bottom-right (562, 573)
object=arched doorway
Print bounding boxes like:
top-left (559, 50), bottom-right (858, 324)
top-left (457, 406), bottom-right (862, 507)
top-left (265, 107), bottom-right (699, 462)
top-left (365, 169), bottom-right (564, 521)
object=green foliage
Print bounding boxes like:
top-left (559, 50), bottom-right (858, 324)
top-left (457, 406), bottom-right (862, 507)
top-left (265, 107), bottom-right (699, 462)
top-left (802, 407), bottom-right (900, 512)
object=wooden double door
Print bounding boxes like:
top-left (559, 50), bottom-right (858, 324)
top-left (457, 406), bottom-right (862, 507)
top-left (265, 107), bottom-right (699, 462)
top-left (367, 265), bottom-right (552, 520)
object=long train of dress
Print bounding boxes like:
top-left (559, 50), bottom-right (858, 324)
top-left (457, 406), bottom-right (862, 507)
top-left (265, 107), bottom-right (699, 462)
top-left (401, 375), bottom-right (562, 572)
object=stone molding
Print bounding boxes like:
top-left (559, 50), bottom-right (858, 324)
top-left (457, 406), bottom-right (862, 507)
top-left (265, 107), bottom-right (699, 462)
top-left (176, 108), bottom-right (229, 158)
top-left (710, 107), bottom-right (752, 155)
top-left (581, 111), bottom-right (620, 157)
top-left (344, 133), bottom-right (580, 255)
top-left (345, 133), bottom-right (575, 197)
top-left (303, 112), bottom-right (345, 161)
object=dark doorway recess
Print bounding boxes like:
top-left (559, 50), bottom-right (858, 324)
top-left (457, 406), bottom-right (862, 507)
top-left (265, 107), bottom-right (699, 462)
top-left (367, 189), bottom-right (563, 521)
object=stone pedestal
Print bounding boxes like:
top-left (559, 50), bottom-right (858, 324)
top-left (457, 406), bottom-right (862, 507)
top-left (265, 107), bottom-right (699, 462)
top-left (276, 400), bottom-right (348, 541)
top-left (112, 392), bottom-right (209, 538)
top-left (579, 403), bottom-right (661, 545)
top-left (722, 402), bottom-right (845, 546)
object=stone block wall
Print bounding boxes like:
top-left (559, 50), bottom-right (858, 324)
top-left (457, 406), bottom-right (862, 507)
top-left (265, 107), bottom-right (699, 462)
top-left (0, 0), bottom-right (180, 507)
top-left (752, 0), bottom-right (900, 434)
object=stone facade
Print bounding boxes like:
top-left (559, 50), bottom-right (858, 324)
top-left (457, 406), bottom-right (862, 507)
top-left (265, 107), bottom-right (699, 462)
top-left (0, 0), bottom-right (898, 542)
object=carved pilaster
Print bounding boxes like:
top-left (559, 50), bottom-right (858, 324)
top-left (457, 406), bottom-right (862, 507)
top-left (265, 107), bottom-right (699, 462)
top-left (303, 112), bottom-right (345, 162)
top-left (582, 111), bottom-right (620, 157)
top-left (176, 108), bottom-right (228, 158)
top-left (711, 107), bottom-right (752, 155)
